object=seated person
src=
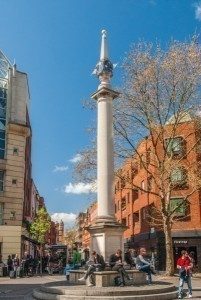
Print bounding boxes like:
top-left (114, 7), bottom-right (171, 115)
top-left (78, 250), bottom-right (105, 286)
top-left (109, 249), bottom-right (132, 287)
top-left (135, 247), bottom-right (156, 284)
top-left (124, 248), bottom-right (136, 269)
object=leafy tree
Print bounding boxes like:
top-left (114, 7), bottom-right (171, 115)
top-left (73, 38), bottom-right (201, 275)
top-left (30, 207), bottom-right (51, 275)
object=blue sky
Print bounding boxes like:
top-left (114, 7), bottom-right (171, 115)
top-left (0, 0), bottom-right (201, 227)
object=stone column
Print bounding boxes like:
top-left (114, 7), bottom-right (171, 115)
top-left (88, 30), bottom-right (125, 261)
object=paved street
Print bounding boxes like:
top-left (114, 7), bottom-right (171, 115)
top-left (0, 274), bottom-right (200, 299)
top-left (0, 275), bottom-right (64, 300)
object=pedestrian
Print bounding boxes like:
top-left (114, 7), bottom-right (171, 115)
top-left (78, 250), bottom-right (105, 286)
top-left (12, 254), bottom-right (20, 278)
top-left (72, 248), bottom-right (81, 269)
top-left (109, 249), bottom-right (132, 287)
top-left (21, 252), bottom-right (30, 277)
top-left (135, 247), bottom-right (156, 285)
top-left (7, 255), bottom-right (13, 273)
top-left (46, 253), bottom-right (54, 275)
top-left (177, 250), bottom-right (193, 299)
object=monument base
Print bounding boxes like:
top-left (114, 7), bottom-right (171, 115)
top-left (87, 216), bottom-right (126, 261)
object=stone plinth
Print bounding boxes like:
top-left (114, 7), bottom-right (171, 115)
top-left (69, 269), bottom-right (146, 287)
top-left (87, 217), bottom-right (126, 261)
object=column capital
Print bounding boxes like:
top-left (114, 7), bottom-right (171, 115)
top-left (91, 86), bottom-right (120, 101)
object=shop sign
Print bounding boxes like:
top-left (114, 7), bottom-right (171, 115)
top-left (174, 240), bottom-right (188, 244)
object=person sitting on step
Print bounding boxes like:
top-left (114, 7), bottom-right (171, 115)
top-left (135, 247), bottom-right (156, 285)
top-left (109, 249), bottom-right (132, 287)
top-left (78, 250), bottom-right (105, 286)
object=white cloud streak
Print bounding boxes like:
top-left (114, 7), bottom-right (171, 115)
top-left (64, 182), bottom-right (97, 194)
top-left (51, 212), bottom-right (77, 227)
top-left (195, 2), bottom-right (201, 21)
top-left (53, 165), bottom-right (68, 172)
top-left (69, 154), bottom-right (82, 164)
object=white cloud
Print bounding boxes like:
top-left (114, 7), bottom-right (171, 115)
top-left (69, 154), bottom-right (82, 164)
top-left (195, 2), bottom-right (201, 21)
top-left (53, 165), bottom-right (68, 172)
top-left (64, 182), bottom-right (97, 194)
top-left (51, 212), bottom-right (77, 227)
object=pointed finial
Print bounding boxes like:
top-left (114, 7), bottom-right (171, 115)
top-left (100, 29), bottom-right (109, 61)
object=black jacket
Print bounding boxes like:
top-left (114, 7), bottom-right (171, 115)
top-left (109, 254), bottom-right (122, 267)
top-left (95, 254), bottom-right (105, 270)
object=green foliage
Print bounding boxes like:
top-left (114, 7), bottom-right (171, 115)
top-left (30, 207), bottom-right (51, 244)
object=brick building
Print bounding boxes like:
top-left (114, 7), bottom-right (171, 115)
top-left (114, 115), bottom-right (201, 270)
top-left (79, 115), bottom-right (201, 270)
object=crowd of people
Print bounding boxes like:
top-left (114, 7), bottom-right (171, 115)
top-left (0, 251), bottom-right (65, 278)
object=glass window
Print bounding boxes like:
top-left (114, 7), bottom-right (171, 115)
top-left (0, 203), bottom-right (3, 225)
top-left (0, 171), bottom-right (4, 191)
top-left (166, 137), bottom-right (185, 156)
top-left (0, 131), bottom-right (5, 140)
top-left (171, 168), bottom-right (187, 185)
top-left (0, 139), bottom-right (5, 150)
top-left (0, 149), bottom-right (4, 159)
top-left (170, 198), bottom-right (186, 216)
top-left (0, 87), bottom-right (7, 158)
top-left (133, 212), bottom-right (139, 223)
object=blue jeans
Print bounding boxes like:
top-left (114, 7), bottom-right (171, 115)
top-left (139, 265), bottom-right (152, 284)
top-left (178, 276), bottom-right (192, 296)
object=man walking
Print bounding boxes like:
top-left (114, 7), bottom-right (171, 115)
top-left (177, 250), bottom-right (193, 299)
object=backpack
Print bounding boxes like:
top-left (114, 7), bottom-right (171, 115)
top-left (114, 276), bottom-right (121, 286)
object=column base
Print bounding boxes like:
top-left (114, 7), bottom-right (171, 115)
top-left (87, 217), bottom-right (126, 262)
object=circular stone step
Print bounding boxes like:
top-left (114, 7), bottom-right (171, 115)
top-left (33, 282), bottom-right (178, 300)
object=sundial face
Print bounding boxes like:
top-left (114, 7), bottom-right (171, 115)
top-left (95, 59), bottom-right (113, 77)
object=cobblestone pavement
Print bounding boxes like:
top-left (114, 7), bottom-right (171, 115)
top-left (0, 274), bottom-right (200, 300)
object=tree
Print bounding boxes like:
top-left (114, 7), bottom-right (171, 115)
top-left (30, 207), bottom-right (51, 275)
top-left (63, 228), bottom-right (77, 248)
top-left (74, 38), bottom-right (201, 275)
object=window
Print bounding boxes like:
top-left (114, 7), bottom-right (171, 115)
top-left (170, 198), bottom-right (187, 216)
top-left (166, 137), bottom-right (186, 157)
top-left (170, 168), bottom-right (187, 187)
top-left (0, 171), bottom-right (4, 191)
top-left (133, 212), bottom-right (139, 223)
top-left (0, 203), bottom-right (3, 225)
top-left (12, 179), bottom-right (17, 185)
top-left (13, 148), bottom-right (19, 155)
top-left (132, 189), bottom-right (139, 201)
top-left (122, 218), bottom-right (126, 226)
top-left (142, 207), bottom-right (147, 219)
top-left (115, 204), bottom-right (117, 213)
top-left (0, 87), bottom-right (7, 159)
top-left (121, 197), bottom-right (126, 211)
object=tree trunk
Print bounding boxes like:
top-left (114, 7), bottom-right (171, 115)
top-left (40, 244), bottom-right (43, 277)
top-left (163, 218), bottom-right (174, 275)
